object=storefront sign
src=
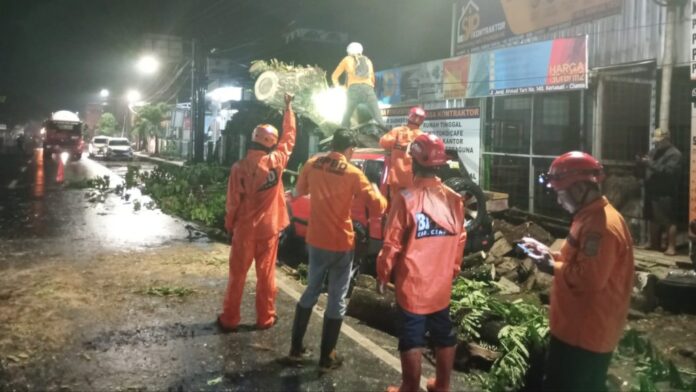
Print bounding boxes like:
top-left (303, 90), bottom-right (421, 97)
top-left (376, 37), bottom-right (587, 104)
top-left (381, 107), bottom-right (481, 183)
top-left (452, 0), bottom-right (621, 55)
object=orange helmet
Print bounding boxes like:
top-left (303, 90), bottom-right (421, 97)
top-left (409, 133), bottom-right (448, 167)
top-left (543, 151), bottom-right (605, 191)
top-left (251, 124), bottom-right (279, 148)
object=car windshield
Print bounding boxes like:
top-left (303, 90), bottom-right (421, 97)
top-left (108, 140), bottom-right (130, 146)
top-left (94, 138), bottom-right (108, 144)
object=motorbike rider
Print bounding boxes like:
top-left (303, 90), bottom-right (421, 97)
top-left (379, 107), bottom-right (426, 203)
top-left (332, 42), bottom-right (385, 129)
top-left (217, 93), bottom-right (296, 331)
top-left (282, 129), bottom-right (387, 372)
top-left (377, 133), bottom-right (467, 392)
top-left (521, 151), bottom-right (634, 391)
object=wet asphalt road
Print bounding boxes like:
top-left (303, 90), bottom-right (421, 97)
top-left (0, 149), bottom-right (189, 262)
top-left (0, 148), bottom-right (419, 391)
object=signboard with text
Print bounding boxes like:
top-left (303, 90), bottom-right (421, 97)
top-left (381, 107), bottom-right (481, 183)
top-left (376, 37), bottom-right (587, 104)
top-left (452, 0), bottom-right (621, 55)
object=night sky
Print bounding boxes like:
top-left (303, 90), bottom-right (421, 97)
top-left (0, 0), bottom-right (453, 124)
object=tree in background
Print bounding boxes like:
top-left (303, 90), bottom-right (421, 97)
top-left (134, 102), bottom-right (170, 155)
top-left (97, 112), bottom-right (118, 136)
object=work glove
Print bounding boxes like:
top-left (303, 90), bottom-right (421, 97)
top-left (519, 236), bottom-right (554, 275)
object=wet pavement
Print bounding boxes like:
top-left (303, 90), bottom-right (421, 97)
top-left (0, 149), bottom-right (443, 391)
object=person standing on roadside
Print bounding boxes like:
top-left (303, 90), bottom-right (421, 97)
top-left (521, 151), bottom-right (634, 391)
top-left (378, 134), bottom-right (467, 392)
top-left (638, 128), bottom-right (682, 256)
top-left (332, 42), bottom-right (385, 129)
top-left (379, 107), bottom-right (426, 204)
top-left (282, 129), bottom-right (387, 372)
top-left (217, 93), bottom-right (296, 332)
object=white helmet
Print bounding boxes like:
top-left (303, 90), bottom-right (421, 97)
top-left (346, 42), bottom-right (363, 55)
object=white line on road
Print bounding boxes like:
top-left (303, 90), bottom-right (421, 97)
top-left (7, 180), bottom-right (18, 189)
top-left (276, 275), bottom-right (429, 391)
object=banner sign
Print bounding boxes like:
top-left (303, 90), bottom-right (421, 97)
top-left (381, 107), bottom-right (482, 183)
top-left (376, 37), bottom-right (587, 104)
top-left (452, 0), bottom-right (621, 55)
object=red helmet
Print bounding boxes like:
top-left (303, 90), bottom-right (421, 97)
top-left (409, 133), bottom-right (448, 167)
top-left (251, 124), bottom-right (279, 148)
top-left (407, 107), bottom-right (426, 126)
top-left (545, 151), bottom-right (605, 191)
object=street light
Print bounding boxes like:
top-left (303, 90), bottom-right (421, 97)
top-left (136, 55), bottom-right (160, 75)
top-left (122, 89), bottom-right (142, 137)
top-left (100, 89), bottom-right (110, 99)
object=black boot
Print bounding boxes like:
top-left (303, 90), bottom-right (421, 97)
top-left (278, 304), bottom-right (312, 366)
top-left (319, 317), bottom-right (343, 373)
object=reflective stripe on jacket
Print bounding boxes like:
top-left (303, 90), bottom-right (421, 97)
top-left (379, 125), bottom-right (423, 189)
top-left (295, 151), bottom-right (387, 252)
top-left (225, 109), bottom-right (296, 239)
top-left (377, 177), bottom-right (467, 315)
top-left (551, 196), bottom-right (634, 353)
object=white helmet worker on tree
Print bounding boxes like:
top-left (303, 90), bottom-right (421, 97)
top-left (332, 42), bottom-right (386, 130)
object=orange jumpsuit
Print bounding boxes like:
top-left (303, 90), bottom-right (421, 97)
top-left (379, 125), bottom-right (423, 201)
top-left (219, 108), bottom-right (296, 329)
top-left (296, 151), bottom-right (387, 252)
top-left (377, 177), bottom-right (467, 315)
top-left (550, 196), bottom-right (634, 353)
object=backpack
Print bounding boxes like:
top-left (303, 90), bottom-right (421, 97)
top-left (353, 55), bottom-right (370, 78)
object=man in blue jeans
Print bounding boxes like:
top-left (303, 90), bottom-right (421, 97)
top-left (282, 129), bottom-right (387, 372)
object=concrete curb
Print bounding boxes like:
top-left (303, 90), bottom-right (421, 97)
top-left (133, 152), bottom-right (185, 167)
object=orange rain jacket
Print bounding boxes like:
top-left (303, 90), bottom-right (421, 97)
top-left (379, 125), bottom-right (423, 190)
top-left (225, 108), bottom-right (296, 240)
top-left (295, 151), bottom-right (387, 252)
top-left (377, 177), bottom-right (467, 315)
top-left (551, 196), bottom-right (634, 353)
top-left (331, 55), bottom-right (375, 88)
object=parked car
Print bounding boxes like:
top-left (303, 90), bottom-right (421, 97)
top-left (88, 136), bottom-right (110, 158)
top-left (281, 148), bottom-right (494, 277)
top-left (105, 137), bottom-right (133, 160)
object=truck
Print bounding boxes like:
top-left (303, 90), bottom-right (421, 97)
top-left (41, 110), bottom-right (84, 161)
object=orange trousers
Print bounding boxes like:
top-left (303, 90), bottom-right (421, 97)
top-left (220, 234), bottom-right (279, 328)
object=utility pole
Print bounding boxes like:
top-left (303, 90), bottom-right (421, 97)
top-left (658, 0), bottom-right (678, 132)
top-left (190, 39), bottom-right (207, 163)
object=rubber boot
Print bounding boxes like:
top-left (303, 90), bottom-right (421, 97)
top-left (387, 349), bottom-right (422, 392)
top-left (426, 346), bottom-right (456, 392)
top-left (319, 317), bottom-right (343, 373)
top-left (665, 224), bottom-right (678, 256)
top-left (279, 304), bottom-right (312, 366)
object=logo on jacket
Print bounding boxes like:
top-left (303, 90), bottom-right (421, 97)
top-left (415, 212), bottom-right (454, 239)
top-left (258, 168), bottom-right (279, 191)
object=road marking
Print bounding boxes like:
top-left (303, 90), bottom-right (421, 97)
top-left (276, 275), bottom-right (429, 391)
top-left (8, 180), bottom-right (18, 189)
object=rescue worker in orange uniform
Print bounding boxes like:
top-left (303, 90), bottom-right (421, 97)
top-left (283, 129), bottom-right (387, 372)
top-left (332, 42), bottom-right (385, 128)
top-left (377, 133), bottom-right (467, 392)
top-left (379, 107), bottom-right (426, 202)
top-left (521, 151), bottom-right (634, 391)
top-left (217, 93), bottom-right (296, 331)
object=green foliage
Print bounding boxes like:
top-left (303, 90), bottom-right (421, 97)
top-left (618, 329), bottom-right (693, 391)
top-left (97, 112), bottom-right (119, 136)
top-left (141, 286), bottom-right (195, 297)
top-left (450, 278), bottom-right (550, 391)
top-left (125, 165), bottom-right (140, 189)
top-left (139, 164), bottom-right (228, 229)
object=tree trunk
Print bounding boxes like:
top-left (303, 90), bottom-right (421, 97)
top-left (155, 133), bottom-right (160, 155)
